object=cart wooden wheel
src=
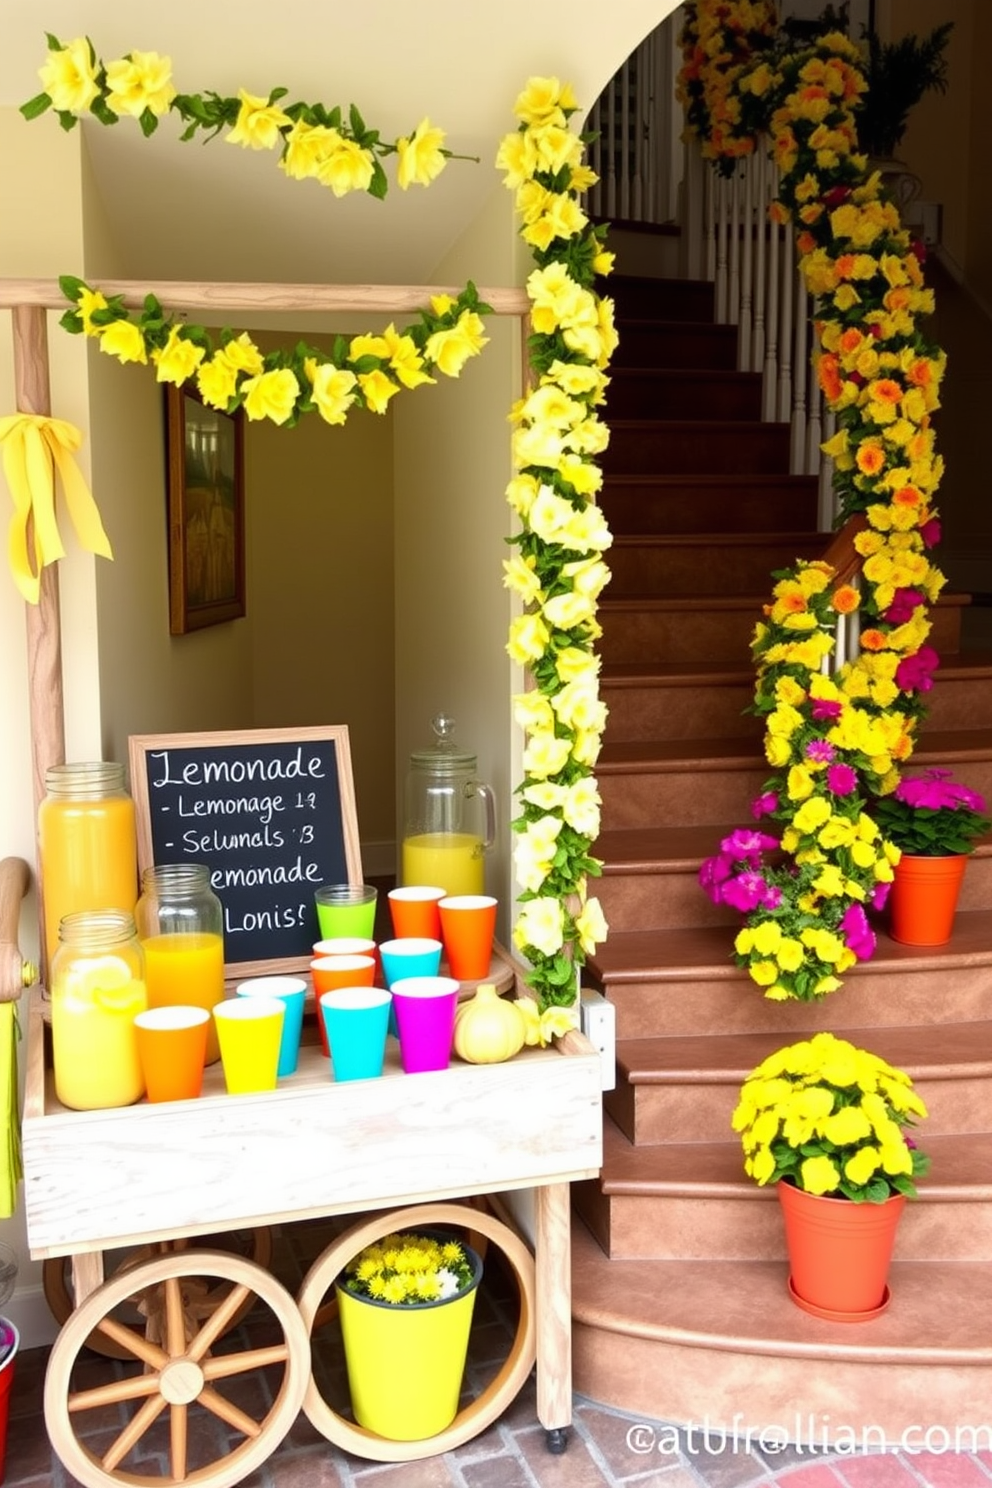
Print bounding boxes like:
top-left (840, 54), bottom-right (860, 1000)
top-left (44, 1248), bottom-right (310, 1488)
top-left (42, 1228), bottom-right (274, 1360)
top-left (296, 1201), bottom-right (537, 1462)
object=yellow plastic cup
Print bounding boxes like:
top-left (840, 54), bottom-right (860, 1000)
top-left (212, 997), bottom-right (285, 1095)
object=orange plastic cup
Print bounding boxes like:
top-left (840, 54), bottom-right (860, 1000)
top-left (310, 955), bottom-right (376, 1055)
top-left (387, 885), bottom-right (446, 940)
top-left (438, 895), bottom-right (497, 981)
top-left (134, 1006), bottom-right (210, 1103)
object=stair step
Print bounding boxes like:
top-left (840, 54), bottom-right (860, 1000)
top-left (600, 474), bottom-right (820, 535)
top-left (598, 591), bottom-right (970, 663)
top-left (603, 418), bottom-right (792, 475)
top-left (607, 531), bottom-right (828, 595)
top-left (603, 273), bottom-right (716, 322)
top-left (575, 1122), bottom-right (992, 1261)
top-left (594, 826), bottom-right (992, 933)
top-left (601, 652), bottom-right (992, 741)
top-left (587, 909), bottom-right (992, 1038)
top-left (605, 367), bottom-right (763, 421)
top-left (597, 735), bottom-right (769, 827)
top-left (613, 318), bottom-right (738, 369)
top-left (605, 1021), bottom-right (992, 1145)
top-left (572, 1219), bottom-right (992, 1434)
top-left (600, 661), bottom-right (760, 743)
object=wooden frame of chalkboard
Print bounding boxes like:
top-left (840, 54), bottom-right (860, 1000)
top-left (128, 726), bottom-right (363, 979)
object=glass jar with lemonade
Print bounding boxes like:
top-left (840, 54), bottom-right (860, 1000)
top-left (401, 715), bottom-right (496, 897)
top-left (38, 762), bottom-right (138, 974)
top-left (50, 910), bottom-right (148, 1110)
top-left (135, 864), bottom-right (225, 1063)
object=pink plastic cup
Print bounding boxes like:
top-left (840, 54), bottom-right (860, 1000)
top-left (389, 975), bottom-right (460, 1074)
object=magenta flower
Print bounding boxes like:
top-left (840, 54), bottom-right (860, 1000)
top-left (895, 645), bottom-right (939, 693)
top-left (871, 880), bottom-right (892, 912)
top-left (811, 697), bottom-right (842, 721)
top-left (720, 827), bottom-right (779, 862)
top-left (699, 853), bottom-right (733, 904)
top-left (721, 870), bottom-right (780, 913)
top-left (919, 517), bottom-right (941, 549)
top-left (895, 768), bottom-right (988, 815)
top-left (806, 740), bottom-right (835, 763)
top-left (827, 762), bottom-right (858, 796)
top-left (841, 902), bottom-right (876, 961)
top-left (751, 790), bottom-right (778, 819)
top-left (883, 588), bottom-right (925, 625)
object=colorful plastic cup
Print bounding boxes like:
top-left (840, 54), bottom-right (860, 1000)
top-left (314, 884), bottom-right (378, 941)
top-left (236, 976), bottom-right (308, 1078)
top-left (390, 975), bottom-right (460, 1074)
top-left (310, 955), bottom-right (376, 1056)
top-left (438, 895), bottom-right (498, 981)
top-left (387, 885), bottom-right (446, 941)
top-left (212, 997), bottom-right (285, 1095)
top-left (320, 986), bottom-right (393, 1082)
top-left (134, 1005), bottom-right (210, 1103)
top-left (378, 937), bottom-right (443, 989)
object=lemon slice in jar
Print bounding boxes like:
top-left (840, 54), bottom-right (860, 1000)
top-left (72, 956), bottom-right (145, 1014)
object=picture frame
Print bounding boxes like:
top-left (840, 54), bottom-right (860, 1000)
top-left (165, 384), bottom-right (246, 634)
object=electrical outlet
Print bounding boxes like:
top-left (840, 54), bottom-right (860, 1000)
top-left (579, 987), bottom-right (616, 1092)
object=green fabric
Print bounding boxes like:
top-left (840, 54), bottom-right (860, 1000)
top-left (0, 1002), bottom-right (21, 1219)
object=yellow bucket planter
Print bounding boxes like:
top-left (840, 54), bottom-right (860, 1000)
top-left (336, 1240), bottom-right (483, 1441)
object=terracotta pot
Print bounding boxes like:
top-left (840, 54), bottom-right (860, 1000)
top-left (889, 853), bottom-right (968, 946)
top-left (777, 1181), bottom-right (905, 1321)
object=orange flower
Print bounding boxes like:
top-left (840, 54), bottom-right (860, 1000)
top-left (860, 629), bottom-right (888, 651)
top-left (868, 379), bottom-right (902, 405)
top-left (838, 327), bottom-right (863, 355)
top-left (855, 442), bottom-right (886, 476)
top-left (817, 354), bottom-right (843, 400)
top-left (906, 359), bottom-right (933, 388)
top-left (892, 485), bottom-right (923, 508)
top-left (797, 230), bottom-right (817, 255)
top-left (835, 254), bottom-right (856, 279)
top-left (884, 287), bottom-right (911, 313)
top-left (832, 585), bottom-right (860, 614)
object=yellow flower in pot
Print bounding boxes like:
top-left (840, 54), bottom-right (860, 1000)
top-left (335, 1230), bottom-right (482, 1441)
top-left (732, 1032), bottom-right (929, 1320)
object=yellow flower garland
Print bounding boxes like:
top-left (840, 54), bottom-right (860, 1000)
top-left (496, 77), bottom-right (615, 1013)
top-left (684, 3), bottom-right (948, 1001)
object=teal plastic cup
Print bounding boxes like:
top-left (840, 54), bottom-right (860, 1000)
top-left (236, 976), bottom-right (308, 1078)
top-left (314, 884), bottom-right (378, 941)
top-left (378, 937), bottom-right (443, 989)
top-left (320, 986), bottom-right (393, 1082)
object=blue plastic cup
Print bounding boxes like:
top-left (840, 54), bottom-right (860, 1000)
top-left (320, 986), bottom-right (393, 1082)
top-left (378, 937), bottom-right (442, 989)
top-left (236, 976), bottom-right (308, 1078)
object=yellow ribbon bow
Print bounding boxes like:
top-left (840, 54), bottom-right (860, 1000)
top-left (0, 413), bottom-right (112, 604)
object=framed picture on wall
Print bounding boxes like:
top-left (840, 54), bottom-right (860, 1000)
top-left (165, 385), bottom-right (246, 634)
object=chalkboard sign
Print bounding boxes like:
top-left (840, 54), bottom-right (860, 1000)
top-left (128, 727), bottom-right (362, 977)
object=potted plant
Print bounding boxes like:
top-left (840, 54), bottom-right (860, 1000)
top-left (335, 1228), bottom-right (483, 1441)
top-left (871, 768), bottom-right (990, 946)
top-left (732, 1032), bottom-right (929, 1320)
top-left (857, 21), bottom-right (953, 163)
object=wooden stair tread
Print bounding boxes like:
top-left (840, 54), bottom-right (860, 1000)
top-left (606, 416), bottom-right (791, 433)
top-left (600, 590), bottom-right (975, 612)
top-left (595, 1120), bottom-right (992, 1201)
top-left (611, 531), bottom-right (829, 549)
top-left (598, 824), bottom-right (730, 871)
top-left (588, 911), bottom-right (992, 984)
top-left (572, 1220), bottom-right (992, 1363)
top-left (597, 727), bottom-right (992, 774)
top-left (601, 659), bottom-right (754, 686)
top-left (616, 1020), bottom-right (992, 1085)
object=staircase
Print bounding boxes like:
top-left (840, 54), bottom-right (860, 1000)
top-left (572, 267), bottom-right (992, 1436)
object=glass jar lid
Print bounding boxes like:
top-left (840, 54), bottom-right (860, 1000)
top-left (408, 714), bottom-right (476, 775)
top-left (45, 762), bottom-right (127, 799)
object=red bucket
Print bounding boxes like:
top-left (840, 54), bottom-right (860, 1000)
top-left (0, 1321), bottom-right (18, 1486)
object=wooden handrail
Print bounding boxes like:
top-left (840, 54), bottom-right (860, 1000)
top-left (821, 513), bottom-right (868, 588)
top-left (0, 279), bottom-right (531, 317)
top-left (0, 856), bottom-right (36, 1002)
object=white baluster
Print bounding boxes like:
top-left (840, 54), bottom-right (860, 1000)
top-left (705, 158), bottom-right (717, 284)
top-left (778, 222), bottom-right (794, 424)
top-left (728, 165), bottom-right (742, 327)
top-left (619, 60), bottom-right (631, 222)
top-left (763, 166), bottom-right (780, 420)
top-left (739, 155), bottom-right (755, 369)
top-left (752, 147), bottom-right (767, 375)
top-left (715, 175), bottom-right (730, 322)
top-left (791, 272), bottom-right (808, 473)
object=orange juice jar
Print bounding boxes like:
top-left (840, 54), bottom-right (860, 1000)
top-left (135, 864), bottom-right (225, 1064)
top-left (38, 762), bottom-right (138, 973)
top-left (50, 910), bottom-right (148, 1110)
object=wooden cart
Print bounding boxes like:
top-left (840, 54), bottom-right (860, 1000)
top-left (16, 917), bottom-right (602, 1487)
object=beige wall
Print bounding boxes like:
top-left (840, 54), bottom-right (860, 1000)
top-left (248, 336), bottom-right (395, 867)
